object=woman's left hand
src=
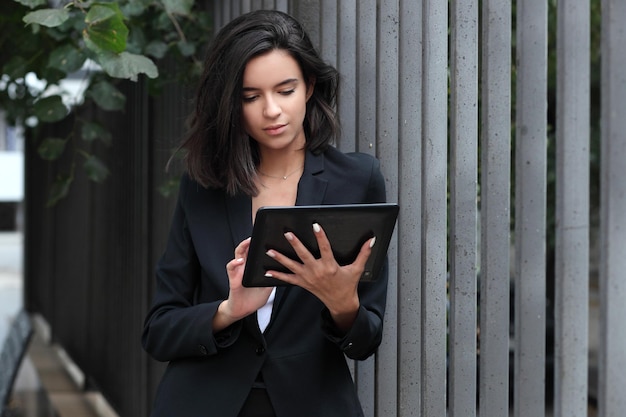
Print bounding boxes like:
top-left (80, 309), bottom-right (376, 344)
top-left (265, 223), bottom-right (375, 332)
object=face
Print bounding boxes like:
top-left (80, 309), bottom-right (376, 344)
top-left (241, 49), bottom-right (312, 153)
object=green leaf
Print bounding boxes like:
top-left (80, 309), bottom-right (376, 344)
top-left (47, 175), bottom-right (73, 207)
top-left (162, 0), bottom-right (193, 16)
top-left (83, 155), bottom-right (110, 183)
top-left (81, 121), bottom-right (112, 146)
top-left (155, 11), bottom-right (174, 31)
top-left (34, 95), bottom-right (68, 122)
top-left (145, 41), bottom-right (168, 59)
top-left (121, 0), bottom-right (149, 17)
top-left (37, 137), bottom-right (67, 161)
top-left (60, 12), bottom-right (87, 33)
top-left (84, 3), bottom-right (120, 24)
top-left (85, 81), bottom-right (126, 111)
top-left (84, 3), bottom-right (129, 54)
top-left (176, 40), bottom-right (196, 57)
top-left (99, 51), bottom-right (158, 81)
top-left (82, 34), bottom-right (106, 56)
top-left (14, 0), bottom-right (47, 9)
top-left (39, 66), bottom-right (66, 86)
top-left (46, 27), bottom-right (69, 41)
top-left (157, 177), bottom-right (180, 198)
top-left (3, 56), bottom-right (29, 79)
top-left (23, 8), bottom-right (70, 28)
top-left (196, 10), bottom-right (212, 28)
top-left (126, 26), bottom-right (147, 54)
top-left (48, 44), bottom-right (87, 74)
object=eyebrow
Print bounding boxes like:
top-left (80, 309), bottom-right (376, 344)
top-left (242, 78), bottom-right (299, 92)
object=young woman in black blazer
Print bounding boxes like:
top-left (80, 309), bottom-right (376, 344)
top-left (142, 10), bottom-right (389, 417)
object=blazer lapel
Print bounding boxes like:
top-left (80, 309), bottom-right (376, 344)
top-left (295, 150), bottom-right (328, 205)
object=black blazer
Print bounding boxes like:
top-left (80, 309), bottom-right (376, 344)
top-left (142, 147), bottom-right (389, 417)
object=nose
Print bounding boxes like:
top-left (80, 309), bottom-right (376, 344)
top-left (263, 96), bottom-right (281, 118)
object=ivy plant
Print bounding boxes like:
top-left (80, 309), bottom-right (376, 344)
top-left (1, 0), bottom-right (211, 205)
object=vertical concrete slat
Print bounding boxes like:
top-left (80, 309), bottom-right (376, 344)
top-left (356, 0), bottom-right (377, 155)
top-left (337, 0), bottom-right (357, 152)
top-left (397, 0), bottom-right (423, 414)
top-left (353, 3), bottom-right (378, 410)
top-left (240, 0), bottom-right (252, 14)
top-left (376, 0), bottom-right (400, 415)
top-left (420, 0), bottom-right (449, 415)
top-left (449, 0), bottom-right (479, 415)
top-left (554, 0), bottom-right (590, 416)
top-left (478, 0), bottom-right (512, 415)
top-left (274, 0), bottom-right (287, 12)
top-left (599, 0), bottom-right (626, 416)
top-left (319, 0), bottom-right (338, 67)
top-left (514, 0), bottom-right (548, 416)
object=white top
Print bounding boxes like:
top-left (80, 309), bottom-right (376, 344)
top-left (257, 287), bottom-right (276, 333)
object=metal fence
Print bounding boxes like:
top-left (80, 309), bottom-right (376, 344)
top-left (24, 76), bottom-right (188, 415)
top-left (22, 0), bottom-right (626, 416)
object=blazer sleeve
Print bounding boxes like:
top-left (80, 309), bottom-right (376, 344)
top-left (141, 176), bottom-right (241, 362)
top-left (320, 155), bottom-right (389, 360)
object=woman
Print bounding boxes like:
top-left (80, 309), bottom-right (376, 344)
top-left (142, 10), bottom-right (388, 417)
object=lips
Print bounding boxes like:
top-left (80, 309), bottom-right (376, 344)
top-left (263, 124), bottom-right (287, 135)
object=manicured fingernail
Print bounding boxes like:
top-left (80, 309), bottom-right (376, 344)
top-left (313, 223), bottom-right (321, 233)
top-left (264, 272), bottom-right (273, 277)
top-left (284, 232), bottom-right (294, 241)
top-left (236, 258), bottom-right (244, 262)
top-left (369, 237), bottom-right (376, 248)
top-left (266, 250), bottom-right (276, 258)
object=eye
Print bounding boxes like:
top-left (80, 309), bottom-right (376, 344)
top-left (279, 89), bottom-right (295, 96)
top-left (242, 95), bottom-right (258, 103)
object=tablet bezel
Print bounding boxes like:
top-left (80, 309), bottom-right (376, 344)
top-left (242, 203), bottom-right (399, 287)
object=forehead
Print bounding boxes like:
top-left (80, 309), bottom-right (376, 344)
top-left (242, 49), bottom-right (303, 87)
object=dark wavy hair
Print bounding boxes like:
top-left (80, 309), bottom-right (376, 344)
top-left (180, 9), bottom-right (340, 196)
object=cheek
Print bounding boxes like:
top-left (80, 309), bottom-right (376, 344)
top-left (297, 100), bottom-right (308, 121)
top-left (241, 107), bottom-right (255, 131)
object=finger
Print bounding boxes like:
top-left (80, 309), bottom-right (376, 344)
top-left (263, 270), bottom-right (296, 286)
top-left (282, 231), bottom-right (316, 263)
top-left (312, 223), bottom-right (334, 259)
top-left (265, 248), bottom-right (303, 274)
top-left (234, 237), bottom-right (252, 259)
top-left (351, 236), bottom-right (376, 269)
top-left (226, 257), bottom-right (245, 272)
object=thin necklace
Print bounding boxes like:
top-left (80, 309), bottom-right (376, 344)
top-left (257, 165), bottom-right (304, 180)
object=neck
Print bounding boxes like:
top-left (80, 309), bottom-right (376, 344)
top-left (257, 149), bottom-right (306, 178)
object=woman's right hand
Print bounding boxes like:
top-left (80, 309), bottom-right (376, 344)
top-left (212, 237), bottom-right (274, 332)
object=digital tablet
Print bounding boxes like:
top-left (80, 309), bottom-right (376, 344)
top-left (242, 203), bottom-right (399, 287)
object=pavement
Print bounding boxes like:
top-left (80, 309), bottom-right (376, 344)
top-left (0, 231), bottom-right (51, 416)
top-left (0, 231), bottom-right (40, 415)
top-left (0, 231), bottom-right (22, 344)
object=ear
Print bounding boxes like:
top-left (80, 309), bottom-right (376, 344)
top-left (306, 77), bottom-right (316, 101)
